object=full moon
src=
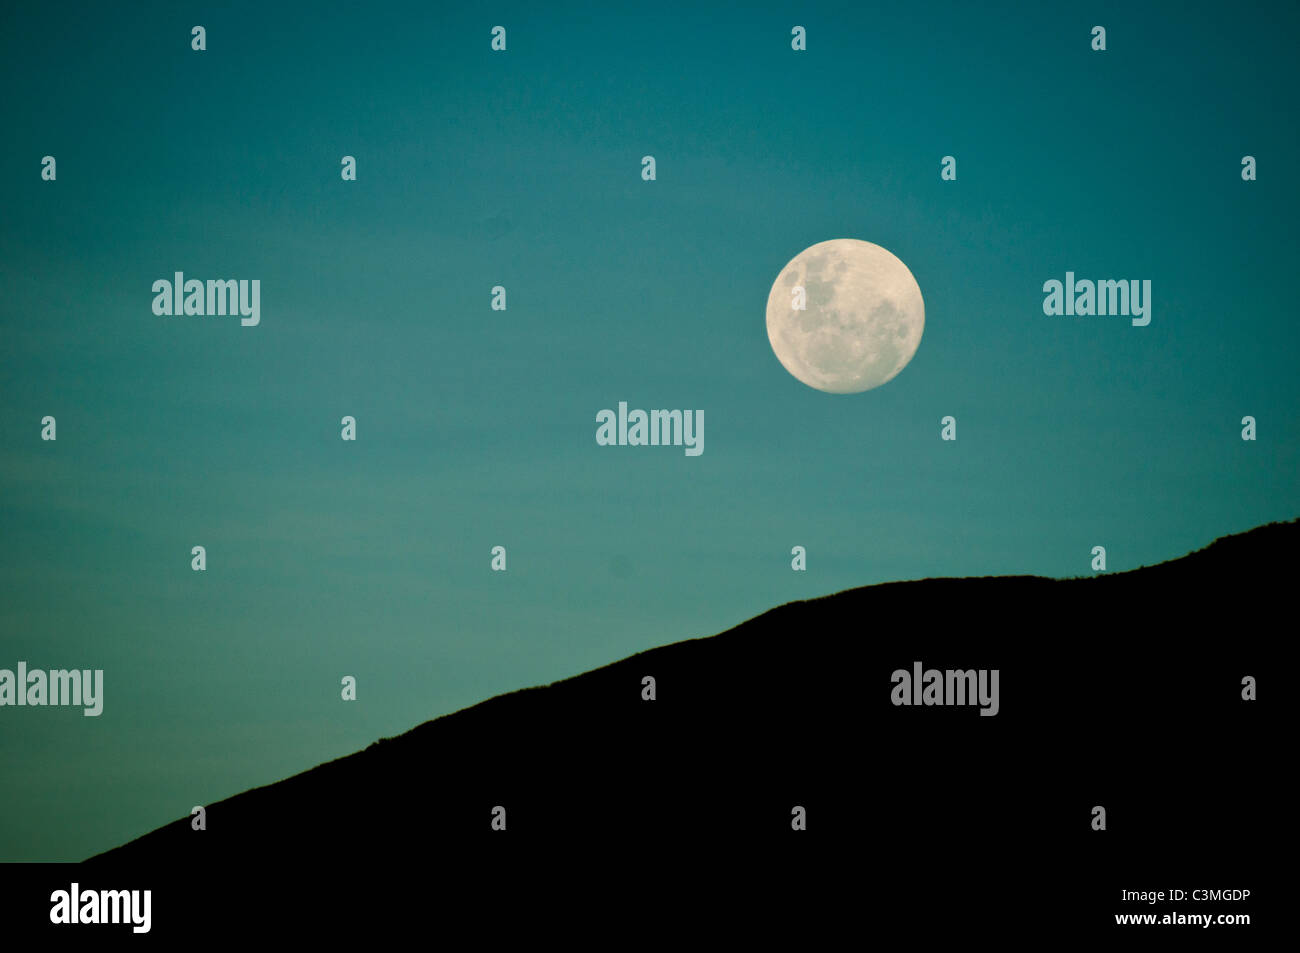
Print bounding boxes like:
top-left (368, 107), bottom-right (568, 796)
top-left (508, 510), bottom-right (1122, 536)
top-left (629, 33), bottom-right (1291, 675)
top-left (765, 239), bottom-right (925, 394)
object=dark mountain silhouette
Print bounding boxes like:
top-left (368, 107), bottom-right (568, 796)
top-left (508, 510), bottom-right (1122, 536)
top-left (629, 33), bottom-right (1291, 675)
top-left (78, 520), bottom-right (1287, 937)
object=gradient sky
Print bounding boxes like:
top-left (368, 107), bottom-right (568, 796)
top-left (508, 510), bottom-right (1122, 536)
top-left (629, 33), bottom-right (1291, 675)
top-left (2, 0), bottom-right (1297, 860)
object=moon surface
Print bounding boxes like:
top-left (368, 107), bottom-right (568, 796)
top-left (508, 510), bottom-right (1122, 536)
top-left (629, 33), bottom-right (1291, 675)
top-left (766, 239), bottom-right (925, 394)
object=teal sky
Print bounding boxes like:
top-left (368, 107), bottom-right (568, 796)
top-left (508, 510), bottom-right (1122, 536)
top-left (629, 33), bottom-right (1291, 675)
top-left (2, 1), bottom-right (1297, 860)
